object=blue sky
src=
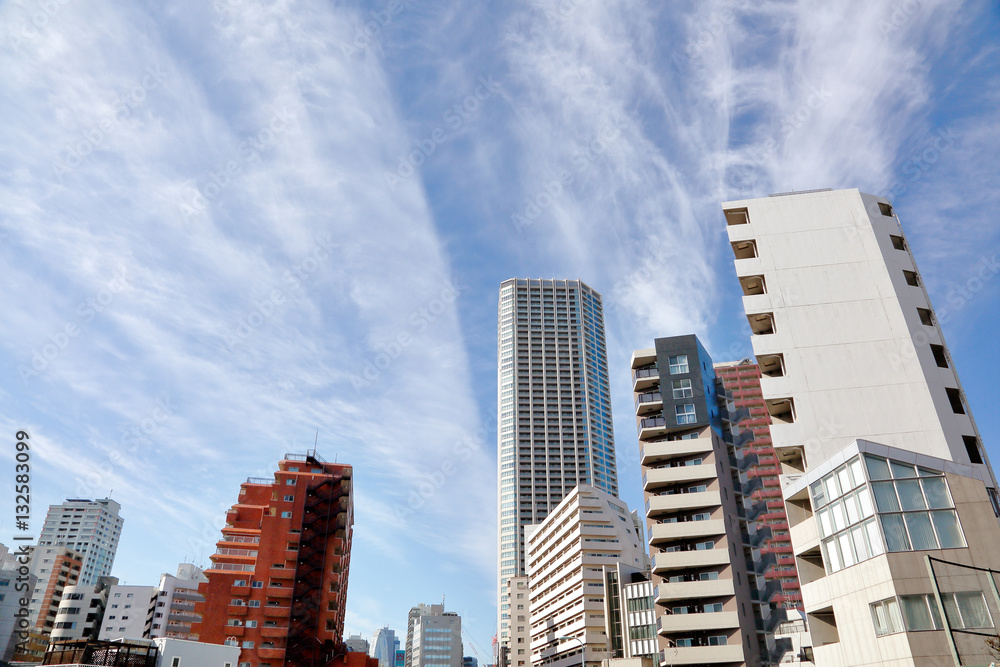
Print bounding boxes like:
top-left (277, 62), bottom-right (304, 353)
top-left (1, 0), bottom-right (998, 658)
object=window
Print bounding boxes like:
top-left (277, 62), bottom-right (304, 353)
top-left (171, 658), bottom-right (181, 667)
top-left (281, 511), bottom-right (292, 518)
top-left (945, 387), bottom-right (965, 414)
top-left (676, 404), bottom-right (697, 425)
top-left (890, 234), bottom-right (906, 250)
top-left (903, 270), bottom-right (919, 287)
top-left (284, 495), bottom-right (294, 502)
top-left (671, 379), bottom-right (693, 399)
top-left (243, 641), bottom-right (254, 649)
top-left (252, 581), bottom-right (263, 588)
top-left (917, 308), bottom-right (934, 326)
top-left (878, 202), bottom-right (894, 217)
top-left (871, 597), bottom-right (904, 636)
top-left (900, 595), bottom-right (943, 631)
top-left (668, 355), bottom-right (689, 374)
top-left (943, 592), bottom-right (994, 629)
top-left (930, 344), bottom-right (948, 368)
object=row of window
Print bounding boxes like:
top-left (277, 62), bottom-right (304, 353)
top-left (871, 592), bottom-right (993, 636)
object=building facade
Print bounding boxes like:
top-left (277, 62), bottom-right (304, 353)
top-left (192, 452), bottom-right (354, 667)
top-left (0, 557), bottom-right (38, 662)
top-left (371, 626), bottom-right (398, 667)
top-left (631, 335), bottom-right (761, 667)
top-left (98, 584), bottom-right (158, 641)
top-left (37, 498), bottom-right (124, 586)
top-left (405, 604), bottom-right (462, 667)
top-left (26, 545), bottom-right (83, 636)
top-left (497, 278), bottom-right (619, 647)
top-left (49, 576), bottom-right (117, 643)
top-left (347, 633), bottom-right (370, 653)
top-left (603, 563), bottom-right (657, 662)
top-left (151, 563), bottom-right (207, 640)
top-left (722, 188), bottom-right (1000, 666)
top-left (525, 485), bottom-right (647, 667)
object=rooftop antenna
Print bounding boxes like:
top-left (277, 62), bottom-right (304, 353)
top-left (314, 428), bottom-right (319, 457)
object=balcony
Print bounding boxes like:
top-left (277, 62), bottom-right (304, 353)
top-left (669, 644), bottom-right (744, 665)
top-left (640, 438), bottom-right (713, 466)
top-left (259, 647), bottom-right (285, 660)
top-left (655, 579), bottom-right (735, 602)
top-left (270, 567), bottom-right (295, 580)
top-left (639, 417), bottom-right (668, 440)
top-left (652, 549), bottom-right (731, 573)
top-left (263, 605), bottom-right (290, 618)
top-left (649, 519), bottom-right (726, 544)
top-left (267, 588), bottom-right (294, 600)
top-left (658, 611), bottom-right (741, 633)
top-left (635, 391), bottom-right (663, 415)
top-left (226, 604), bottom-right (248, 617)
top-left (261, 625), bottom-right (290, 638)
top-left (643, 464), bottom-right (718, 491)
top-left (647, 490), bottom-right (722, 515)
top-left (222, 625), bottom-right (245, 637)
top-left (633, 366), bottom-right (659, 391)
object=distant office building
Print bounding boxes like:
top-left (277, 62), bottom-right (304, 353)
top-left (192, 452), bottom-right (355, 667)
top-left (497, 278), bottom-right (619, 647)
top-left (631, 335), bottom-right (761, 667)
top-left (371, 625), bottom-right (398, 667)
top-left (150, 563), bottom-right (206, 640)
top-left (347, 633), bottom-right (370, 653)
top-left (603, 563), bottom-right (657, 662)
top-left (464, 656), bottom-right (479, 667)
top-left (406, 604), bottom-right (462, 667)
top-left (26, 545), bottom-right (83, 635)
top-left (49, 576), bottom-right (117, 643)
top-left (37, 498), bottom-right (124, 586)
top-left (722, 188), bottom-right (1000, 666)
top-left (98, 585), bottom-right (158, 641)
top-left (525, 485), bottom-right (647, 667)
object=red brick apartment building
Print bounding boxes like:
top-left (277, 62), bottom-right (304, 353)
top-left (193, 452), bottom-right (371, 667)
top-left (714, 360), bottom-right (803, 610)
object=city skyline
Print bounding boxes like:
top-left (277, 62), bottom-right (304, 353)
top-left (2, 1), bottom-right (999, 661)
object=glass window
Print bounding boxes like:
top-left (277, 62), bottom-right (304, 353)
top-left (865, 519), bottom-right (885, 557)
top-left (881, 514), bottom-right (911, 552)
top-left (866, 456), bottom-right (892, 481)
top-left (672, 379), bottom-right (693, 399)
top-left (851, 526), bottom-right (870, 561)
top-left (850, 458), bottom-right (866, 486)
top-left (890, 461), bottom-right (917, 479)
top-left (871, 598), bottom-right (904, 636)
top-left (955, 592), bottom-right (993, 628)
top-left (811, 481), bottom-right (827, 509)
top-left (921, 478), bottom-right (951, 509)
top-left (838, 533), bottom-right (856, 567)
top-left (844, 493), bottom-right (861, 525)
top-left (905, 512), bottom-right (938, 550)
top-left (676, 404), bottom-right (697, 425)
top-left (818, 509), bottom-right (833, 538)
top-left (873, 482), bottom-right (900, 512)
top-left (825, 475), bottom-right (841, 502)
top-left (831, 502), bottom-right (847, 532)
top-left (931, 511), bottom-right (965, 548)
top-left (668, 355), bottom-right (689, 374)
top-left (896, 480), bottom-right (927, 511)
top-left (857, 487), bottom-right (875, 518)
top-left (824, 539), bottom-right (842, 572)
top-left (901, 595), bottom-right (939, 631)
top-left (837, 466), bottom-right (853, 493)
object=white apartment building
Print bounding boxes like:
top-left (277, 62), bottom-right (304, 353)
top-left (49, 576), bottom-right (116, 642)
top-left (506, 577), bottom-right (532, 667)
top-left (37, 498), bottom-right (124, 586)
top-left (25, 544), bottom-right (83, 633)
top-left (406, 604), bottom-right (463, 667)
top-left (525, 485), bottom-right (647, 667)
top-left (98, 584), bottom-right (158, 641)
top-left (723, 188), bottom-right (1000, 667)
top-left (151, 564), bottom-right (206, 640)
top-left (497, 279), bottom-right (619, 648)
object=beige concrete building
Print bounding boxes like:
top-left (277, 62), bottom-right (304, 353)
top-left (631, 336), bottom-right (761, 667)
top-left (722, 188), bottom-right (1000, 667)
top-left (526, 486), bottom-right (647, 667)
top-left (508, 577), bottom-right (532, 667)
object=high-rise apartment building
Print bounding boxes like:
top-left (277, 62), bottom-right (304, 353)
top-left (26, 545), bottom-right (83, 635)
top-left (525, 485), bottom-right (647, 667)
top-left (602, 563), bottom-right (657, 662)
top-left (714, 360), bottom-right (803, 613)
top-left (49, 576), bottom-right (117, 643)
top-left (151, 563), bottom-right (207, 640)
top-left (97, 584), bottom-right (158, 641)
top-left (405, 604), bottom-right (462, 667)
top-left (722, 188), bottom-right (1000, 666)
top-left (497, 278), bottom-right (618, 646)
top-left (37, 498), bottom-right (124, 586)
top-left (192, 452), bottom-right (354, 667)
top-left (631, 335), bottom-right (761, 667)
